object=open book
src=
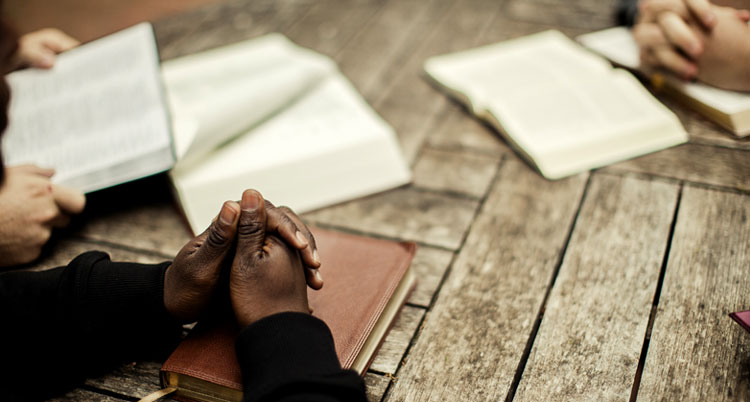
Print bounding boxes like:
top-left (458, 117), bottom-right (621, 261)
top-left (2, 24), bottom-right (411, 234)
top-left (158, 228), bottom-right (417, 402)
top-left (424, 30), bottom-right (688, 180)
top-left (2, 23), bottom-right (174, 192)
top-left (163, 34), bottom-right (411, 233)
top-left (578, 26), bottom-right (750, 137)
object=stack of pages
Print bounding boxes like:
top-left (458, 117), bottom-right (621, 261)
top-left (2, 24), bottom-right (411, 234)
top-left (424, 30), bottom-right (689, 180)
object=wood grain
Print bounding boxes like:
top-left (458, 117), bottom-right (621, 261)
top-left (370, 306), bottom-right (426, 374)
top-left (372, 0), bottom-right (504, 163)
top-left (407, 246), bottom-right (455, 307)
top-left (336, 0), bottom-right (445, 102)
top-left (385, 159), bottom-right (586, 401)
top-left (304, 188), bottom-right (479, 250)
top-left (514, 174), bottom-right (679, 402)
top-left (604, 143), bottom-right (750, 192)
top-left (85, 361), bottom-right (163, 398)
top-left (637, 185), bottom-right (750, 401)
top-left (365, 373), bottom-right (392, 402)
top-left (505, 0), bottom-right (620, 31)
top-left (412, 147), bottom-right (501, 198)
top-left (47, 389), bottom-right (126, 401)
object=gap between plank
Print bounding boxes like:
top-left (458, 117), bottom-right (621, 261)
top-left (504, 172), bottom-right (593, 402)
top-left (378, 155), bottom-right (508, 401)
top-left (628, 183), bottom-right (683, 402)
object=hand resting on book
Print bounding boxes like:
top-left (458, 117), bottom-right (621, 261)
top-left (0, 164), bottom-right (85, 267)
top-left (164, 189), bottom-right (322, 323)
top-left (229, 189), bottom-right (310, 328)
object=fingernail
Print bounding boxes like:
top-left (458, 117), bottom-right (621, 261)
top-left (691, 44), bottom-right (702, 56)
top-left (706, 13), bottom-right (716, 26)
top-left (219, 202), bottom-right (237, 225)
top-left (313, 249), bottom-right (321, 265)
top-left (312, 268), bottom-right (323, 283)
top-left (241, 190), bottom-right (260, 210)
top-left (295, 231), bottom-right (308, 247)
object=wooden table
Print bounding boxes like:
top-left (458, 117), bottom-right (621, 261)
top-left (30, 0), bottom-right (750, 400)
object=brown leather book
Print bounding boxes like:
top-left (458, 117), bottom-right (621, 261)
top-left (158, 227), bottom-right (417, 402)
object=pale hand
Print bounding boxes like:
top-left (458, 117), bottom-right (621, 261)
top-left (0, 165), bottom-right (85, 267)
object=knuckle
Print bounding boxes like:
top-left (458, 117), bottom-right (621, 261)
top-left (205, 223), bottom-right (230, 248)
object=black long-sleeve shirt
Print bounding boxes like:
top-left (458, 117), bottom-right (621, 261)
top-left (0, 251), bottom-right (365, 401)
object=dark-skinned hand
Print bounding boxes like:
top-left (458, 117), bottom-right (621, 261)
top-left (229, 189), bottom-right (310, 329)
top-left (163, 191), bottom-right (322, 323)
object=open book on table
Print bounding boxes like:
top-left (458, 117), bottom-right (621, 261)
top-left (162, 34), bottom-right (411, 233)
top-left (423, 30), bottom-right (689, 180)
top-left (2, 24), bottom-right (411, 234)
top-left (578, 26), bottom-right (750, 137)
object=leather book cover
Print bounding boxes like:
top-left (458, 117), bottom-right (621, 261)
top-left (160, 227), bottom-right (417, 401)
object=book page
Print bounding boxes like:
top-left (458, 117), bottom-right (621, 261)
top-left (162, 34), bottom-right (336, 163)
top-left (2, 23), bottom-right (173, 192)
top-left (579, 26), bottom-right (750, 115)
top-left (425, 30), bottom-right (613, 110)
top-left (424, 29), bottom-right (686, 178)
top-left (172, 73), bottom-right (411, 232)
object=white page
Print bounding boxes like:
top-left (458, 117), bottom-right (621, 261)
top-left (2, 23), bottom-right (173, 192)
top-left (424, 29), bottom-right (687, 178)
top-left (578, 26), bottom-right (750, 115)
top-left (162, 34), bottom-right (335, 162)
top-left (172, 73), bottom-right (411, 232)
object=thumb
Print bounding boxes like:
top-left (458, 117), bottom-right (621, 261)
top-left (196, 201), bottom-right (240, 263)
top-left (237, 189), bottom-right (267, 257)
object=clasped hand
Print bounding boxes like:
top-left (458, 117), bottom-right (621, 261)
top-left (634, 0), bottom-right (750, 91)
top-left (163, 189), bottom-right (321, 326)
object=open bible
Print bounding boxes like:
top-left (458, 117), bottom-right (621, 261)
top-left (2, 23), bottom-right (174, 192)
top-left (2, 24), bottom-right (411, 234)
top-left (424, 30), bottom-right (688, 180)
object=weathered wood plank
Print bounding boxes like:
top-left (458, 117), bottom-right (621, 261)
top-left (426, 104), bottom-right (509, 156)
top-left (370, 306), bottom-right (425, 374)
top-left (412, 147), bottom-right (501, 198)
top-left (304, 188), bottom-right (479, 250)
top-left (155, 0), bottom-right (312, 60)
top-left (283, 0), bottom-right (385, 58)
top-left (514, 174), bottom-right (679, 402)
top-left (604, 143), bottom-right (750, 192)
top-left (372, 0), bottom-right (504, 163)
top-left (385, 159), bottom-right (587, 401)
top-left (85, 361), bottom-right (162, 398)
top-left (637, 185), bottom-right (750, 401)
top-left (504, 0), bottom-right (619, 31)
top-left (336, 0), bottom-right (448, 102)
top-left (365, 373), bottom-right (391, 402)
top-left (407, 246), bottom-right (454, 308)
top-left (48, 389), bottom-right (126, 402)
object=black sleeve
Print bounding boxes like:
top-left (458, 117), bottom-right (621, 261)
top-left (0, 251), bottom-right (181, 401)
top-left (616, 0), bottom-right (639, 26)
top-left (237, 312), bottom-right (367, 402)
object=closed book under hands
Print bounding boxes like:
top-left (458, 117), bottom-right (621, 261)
top-left (424, 30), bottom-right (688, 180)
top-left (578, 26), bottom-right (750, 137)
top-left (160, 228), bottom-right (417, 402)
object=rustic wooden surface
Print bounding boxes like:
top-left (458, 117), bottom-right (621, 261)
top-left (13, 0), bottom-right (750, 401)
